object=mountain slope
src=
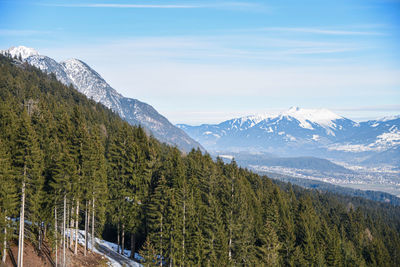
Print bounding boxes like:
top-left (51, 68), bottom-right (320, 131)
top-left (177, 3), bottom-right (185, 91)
top-left (178, 107), bottom-right (400, 163)
top-left (178, 107), bottom-right (358, 154)
top-left (1, 46), bottom-right (202, 152)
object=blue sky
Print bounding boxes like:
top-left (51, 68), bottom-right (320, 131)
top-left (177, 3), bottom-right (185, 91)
top-left (1, 0), bottom-right (400, 124)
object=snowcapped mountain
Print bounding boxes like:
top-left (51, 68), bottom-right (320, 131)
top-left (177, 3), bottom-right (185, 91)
top-left (178, 107), bottom-right (400, 164)
top-left (1, 45), bottom-right (39, 60)
top-left (26, 55), bottom-right (73, 85)
top-left (1, 46), bottom-right (203, 152)
top-left (327, 116), bottom-right (400, 153)
top-left (61, 59), bottom-right (123, 112)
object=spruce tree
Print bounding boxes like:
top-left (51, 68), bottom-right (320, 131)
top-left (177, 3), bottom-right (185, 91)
top-left (147, 175), bottom-right (170, 265)
top-left (13, 109), bottom-right (44, 267)
top-left (0, 138), bottom-right (17, 263)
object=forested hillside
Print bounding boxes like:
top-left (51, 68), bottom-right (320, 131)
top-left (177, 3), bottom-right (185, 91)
top-left (1, 55), bottom-right (400, 266)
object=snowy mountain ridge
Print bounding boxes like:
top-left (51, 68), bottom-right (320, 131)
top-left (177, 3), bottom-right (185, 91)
top-left (61, 58), bottom-right (124, 114)
top-left (232, 106), bottom-right (345, 131)
top-left (1, 46), bottom-right (203, 152)
top-left (178, 108), bottom-right (400, 165)
top-left (0, 45), bottom-right (39, 60)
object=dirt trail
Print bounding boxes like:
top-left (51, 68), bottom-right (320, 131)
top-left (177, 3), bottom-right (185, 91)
top-left (96, 244), bottom-right (139, 267)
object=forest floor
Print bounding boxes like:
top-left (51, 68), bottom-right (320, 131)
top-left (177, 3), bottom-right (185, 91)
top-left (2, 229), bottom-right (141, 267)
top-left (73, 230), bottom-right (142, 267)
top-left (4, 239), bottom-right (109, 267)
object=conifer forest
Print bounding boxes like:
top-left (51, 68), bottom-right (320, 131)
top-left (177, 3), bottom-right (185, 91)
top-left (1, 55), bottom-right (400, 266)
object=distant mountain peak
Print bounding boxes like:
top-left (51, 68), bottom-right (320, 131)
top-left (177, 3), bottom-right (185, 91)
top-left (237, 107), bottom-right (344, 130)
top-left (283, 107), bottom-right (343, 128)
top-left (0, 45), bottom-right (39, 60)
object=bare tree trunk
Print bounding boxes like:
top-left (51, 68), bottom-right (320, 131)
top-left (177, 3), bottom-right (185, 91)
top-left (55, 205), bottom-right (58, 267)
top-left (17, 171), bottom-right (26, 267)
top-left (228, 179), bottom-right (233, 262)
top-left (2, 214), bottom-right (7, 263)
top-left (121, 223), bottom-right (125, 255)
top-left (63, 194), bottom-right (66, 267)
top-left (91, 196), bottom-right (95, 251)
top-left (74, 200), bottom-right (79, 255)
top-left (169, 236), bottom-right (173, 267)
top-left (117, 223), bottom-right (120, 254)
top-left (84, 201), bottom-right (87, 256)
top-left (130, 233), bottom-right (135, 260)
top-left (38, 224), bottom-right (41, 251)
top-left (21, 183), bottom-right (25, 267)
top-left (160, 215), bottom-right (163, 267)
top-left (183, 198), bottom-right (186, 265)
top-left (87, 200), bottom-right (91, 252)
top-left (70, 201), bottom-right (74, 249)
top-left (66, 202), bottom-right (69, 249)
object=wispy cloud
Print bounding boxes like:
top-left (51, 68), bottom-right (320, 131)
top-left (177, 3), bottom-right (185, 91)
top-left (333, 105), bottom-right (400, 112)
top-left (0, 29), bottom-right (51, 36)
top-left (259, 27), bottom-right (383, 36)
top-left (41, 2), bottom-right (259, 9)
top-left (47, 3), bottom-right (199, 8)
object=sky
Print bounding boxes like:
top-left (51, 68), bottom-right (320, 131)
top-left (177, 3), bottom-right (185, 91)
top-left (0, 0), bottom-right (400, 124)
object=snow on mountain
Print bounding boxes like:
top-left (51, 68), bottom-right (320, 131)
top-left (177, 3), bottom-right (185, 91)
top-left (233, 107), bottom-right (346, 133)
top-left (328, 116), bottom-right (400, 153)
top-left (178, 108), bottom-right (400, 164)
top-left (0, 45), bottom-right (39, 60)
top-left (1, 46), bottom-right (203, 152)
top-left (377, 115), bottom-right (400, 122)
top-left (26, 55), bottom-right (73, 85)
top-left (283, 106), bottom-right (343, 130)
top-left (61, 58), bottom-right (124, 114)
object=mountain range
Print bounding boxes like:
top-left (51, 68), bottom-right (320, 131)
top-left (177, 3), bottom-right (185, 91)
top-left (0, 46), bottom-right (203, 152)
top-left (178, 107), bottom-right (400, 166)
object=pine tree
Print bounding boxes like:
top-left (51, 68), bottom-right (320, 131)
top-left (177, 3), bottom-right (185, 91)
top-left (13, 109), bottom-right (43, 267)
top-left (81, 126), bottom-right (107, 251)
top-left (147, 175), bottom-right (170, 266)
top-left (107, 122), bottom-right (137, 255)
top-left (200, 163), bottom-right (228, 266)
top-left (325, 226), bottom-right (342, 266)
top-left (49, 136), bottom-right (74, 266)
top-left (140, 236), bottom-right (158, 267)
top-left (0, 138), bottom-right (17, 263)
top-left (257, 220), bottom-right (281, 266)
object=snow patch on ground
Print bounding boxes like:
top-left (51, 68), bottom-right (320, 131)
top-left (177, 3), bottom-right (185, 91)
top-left (68, 229), bottom-right (142, 267)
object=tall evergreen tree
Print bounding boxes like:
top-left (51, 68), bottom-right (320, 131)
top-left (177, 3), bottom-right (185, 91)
top-left (13, 109), bottom-right (44, 267)
top-left (0, 138), bottom-right (17, 263)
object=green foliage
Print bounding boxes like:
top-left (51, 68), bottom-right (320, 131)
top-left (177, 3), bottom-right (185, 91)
top-left (1, 54), bottom-right (400, 266)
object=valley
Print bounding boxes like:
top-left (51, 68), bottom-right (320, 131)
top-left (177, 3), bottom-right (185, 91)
top-left (177, 107), bottom-right (400, 198)
top-left (251, 163), bottom-right (400, 197)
